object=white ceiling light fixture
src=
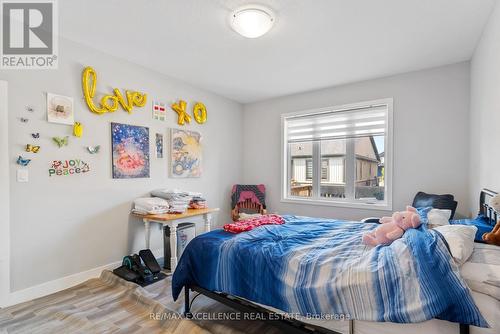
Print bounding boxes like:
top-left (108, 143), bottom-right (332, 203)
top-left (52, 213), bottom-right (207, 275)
top-left (230, 5), bottom-right (275, 38)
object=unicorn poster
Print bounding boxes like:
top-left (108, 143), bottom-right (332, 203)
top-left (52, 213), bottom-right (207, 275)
top-left (111, 123), bottom-right (150, 179)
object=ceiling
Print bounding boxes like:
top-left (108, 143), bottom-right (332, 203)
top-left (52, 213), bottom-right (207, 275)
top-left (59, 0), bottom-right (497, 103)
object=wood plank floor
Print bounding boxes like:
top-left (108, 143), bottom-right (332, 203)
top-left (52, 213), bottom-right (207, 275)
top-left (0, 270), bottom-right (285, 334)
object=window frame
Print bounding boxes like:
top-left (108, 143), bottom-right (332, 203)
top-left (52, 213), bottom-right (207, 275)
top-left (281, 98), bottom-right (393, 211)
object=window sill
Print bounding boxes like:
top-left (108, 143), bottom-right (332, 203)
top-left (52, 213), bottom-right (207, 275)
top-left (280, 197), bottom-right (392, 211)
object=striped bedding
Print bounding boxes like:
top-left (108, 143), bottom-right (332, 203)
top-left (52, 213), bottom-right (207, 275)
top-left (172, 215), bottom-right (488, 327)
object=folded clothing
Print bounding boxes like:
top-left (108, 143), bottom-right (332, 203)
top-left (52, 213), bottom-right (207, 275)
top-left (190, 196), bottom-right (207, 209)
top-left (223, 214), bottom-right (284, 233)
top-left (151, 189), bottom-right (201, 201)
top-left (133, 197), bottom-right (170, 215)
top-left (151, 189), bottom-right (204, 214)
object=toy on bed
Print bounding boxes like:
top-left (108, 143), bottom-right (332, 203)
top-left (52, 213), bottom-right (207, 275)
top-left (482, 193), bottom-right (500, 246)
top-left (362, 206), bottom-right (421, 246)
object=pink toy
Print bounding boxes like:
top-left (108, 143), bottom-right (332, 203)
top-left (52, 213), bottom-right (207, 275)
top-left (362, 206), bottom-right (421, 246)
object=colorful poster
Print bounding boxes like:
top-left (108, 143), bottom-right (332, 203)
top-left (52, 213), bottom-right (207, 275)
top-left (111, 123), bottom-right (150, 179)
top-left (155, 133), bottom-right (164, 158)
top-left (170, 129), bottom-right (202, 178)
top-left (47, 93), bottom-right (75, 125)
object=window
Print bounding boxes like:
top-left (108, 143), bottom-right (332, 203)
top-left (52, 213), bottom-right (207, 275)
top-left (282, 99), bottom-right (392, 210)
top-left (305, 159), bottom-right (328, 180)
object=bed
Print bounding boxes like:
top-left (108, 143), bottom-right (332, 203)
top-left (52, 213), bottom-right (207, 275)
top-left (172, 190), bottom-right (500, 334)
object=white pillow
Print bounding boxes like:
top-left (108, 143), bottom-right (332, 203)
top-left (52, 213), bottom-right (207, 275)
top-left (434, 225), bottom-right (477, 265)
top-left (427, 209), bottom-right (452, 226)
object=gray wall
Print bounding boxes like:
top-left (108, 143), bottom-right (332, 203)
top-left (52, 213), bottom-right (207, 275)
top-left (470, 1), bottom-right (500, 213)
top-left (0, 81), bottom-right (10, 300)
top-left (1, 39), bottom-right (243, 291)
top-left (243, 62), bottom-right (471, 221)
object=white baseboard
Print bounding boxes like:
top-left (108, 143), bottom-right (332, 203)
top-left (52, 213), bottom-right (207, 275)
top-left (1, 248), bottom-right (163, 308)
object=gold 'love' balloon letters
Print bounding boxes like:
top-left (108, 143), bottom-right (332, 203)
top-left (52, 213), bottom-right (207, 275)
top-left (82, 66), bottom-right (147, 114)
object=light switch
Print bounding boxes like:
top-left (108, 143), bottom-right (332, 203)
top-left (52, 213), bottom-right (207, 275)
top-left (17, 169), bottom-right (29, 182)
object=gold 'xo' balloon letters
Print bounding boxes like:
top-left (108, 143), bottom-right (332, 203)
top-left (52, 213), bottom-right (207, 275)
top-left (171, 100), bottom-right (191, 125)
top-left (82, 66), bottom-right (147, 114)
top-left (193, 102), bottom-right (207, 124)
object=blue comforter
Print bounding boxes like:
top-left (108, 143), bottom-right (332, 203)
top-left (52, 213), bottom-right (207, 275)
top-left (172, 215), bottom-right (487, 327)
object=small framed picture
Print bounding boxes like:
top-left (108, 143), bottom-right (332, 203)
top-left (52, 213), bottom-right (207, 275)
top-left (47, 93), bottom-right (74, 125)
top-left (155, 133), bottom-right (164, 158)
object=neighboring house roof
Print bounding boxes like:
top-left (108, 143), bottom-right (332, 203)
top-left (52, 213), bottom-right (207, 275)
top-left (369, 136), bottom-right (380, 161)
top-left (291, 136), bottom-right (381, 163)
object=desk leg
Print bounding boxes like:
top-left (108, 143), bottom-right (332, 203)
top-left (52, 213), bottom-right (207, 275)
top-left (204, 214), bottom-right (211, 233)
top-left (144, 219), bottom-right (151, 249)
top-left (170, 223), bottom-right (178, 271)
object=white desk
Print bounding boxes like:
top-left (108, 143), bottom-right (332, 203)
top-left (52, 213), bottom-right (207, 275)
top-left (133, 208), bottom-right (219, 271)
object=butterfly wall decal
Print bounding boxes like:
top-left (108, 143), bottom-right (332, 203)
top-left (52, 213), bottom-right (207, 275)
top-left (31, 133), bottom-right (40, 139)
top-left (20, 118), bottom-right (29, 123)
top-left (25, 144), bottom-right (40, 153)
top-left (17, 155), bottom-right (31, 166)
top-left (87, 145), bottom-right (100, 154)
top-left (26, 106), bottom-right (34, 113)
top-left (53, 136), bottom-right (69, 148)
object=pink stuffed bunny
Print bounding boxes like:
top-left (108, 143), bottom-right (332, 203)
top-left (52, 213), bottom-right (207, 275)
top-left (362, 206), bottom-right (421, 246)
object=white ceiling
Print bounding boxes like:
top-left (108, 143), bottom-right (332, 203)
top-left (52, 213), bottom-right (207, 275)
top-left (60, 0), bottom-right (497, 103)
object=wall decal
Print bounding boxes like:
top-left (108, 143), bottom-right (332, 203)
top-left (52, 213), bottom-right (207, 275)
top-left (19, 117), bottom-right (29, 123)
top-left (82, 66), bottom-right (147, 114)
top-left (170, 128), bottom-right (202, 178)
top-left (17, 156), bottom-right (31, 166)
top-left (31, 133), bottom-right (40, 139)
top-left (193, 102), bottom-right (207, 124)
top-left (152, 101), bottom-right (167, 121)
top-left (155, 133), bottom-right (164, 158)
top-left (73, 122), bottom-right (83, 137)
top-left (47, 93), bottom-right (75, 125)
top-left (111, 122), bottom-right (150, 179)
top-left (53, 136), bottom-right (69, 148)
top-left (25, 144), bottom-right (40, 153)
top-left (49, 159), bottom-right (90, 177)
top-left (26, 106), bottom-right (35, 113)
top-left (171, 100), bottom-right (191, 125)
top-left (87, 145), bottom-right (100, 154)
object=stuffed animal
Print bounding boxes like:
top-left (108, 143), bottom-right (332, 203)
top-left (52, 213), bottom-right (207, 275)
top-left (362, 206), bottom-right (421, 246)
top-left (482, 194), bottom-right (500, 246)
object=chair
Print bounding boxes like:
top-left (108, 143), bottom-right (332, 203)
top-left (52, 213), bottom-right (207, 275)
top-left (231, 184), bottom-right (267, 221)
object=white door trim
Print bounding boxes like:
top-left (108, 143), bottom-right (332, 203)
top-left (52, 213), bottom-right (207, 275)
top-left (0, 80), bottom-right (10, 306)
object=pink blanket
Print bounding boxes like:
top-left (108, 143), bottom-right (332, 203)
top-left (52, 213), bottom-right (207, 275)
top-left (223, 214), bottom-right (284, 233)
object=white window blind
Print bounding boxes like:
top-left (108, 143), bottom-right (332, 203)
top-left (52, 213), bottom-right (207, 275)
top-left (282, 98), bottom-right (393, 211)
top-left (285, 104), bottom-right (388, 143)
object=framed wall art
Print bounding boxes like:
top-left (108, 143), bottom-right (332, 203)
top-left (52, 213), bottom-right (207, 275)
top-left (47, 93), bottom-right (74, 125)
top-left (111, 122), bottom-right (150, 179)
top-left (170, 128), bottom-right (202, 178)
